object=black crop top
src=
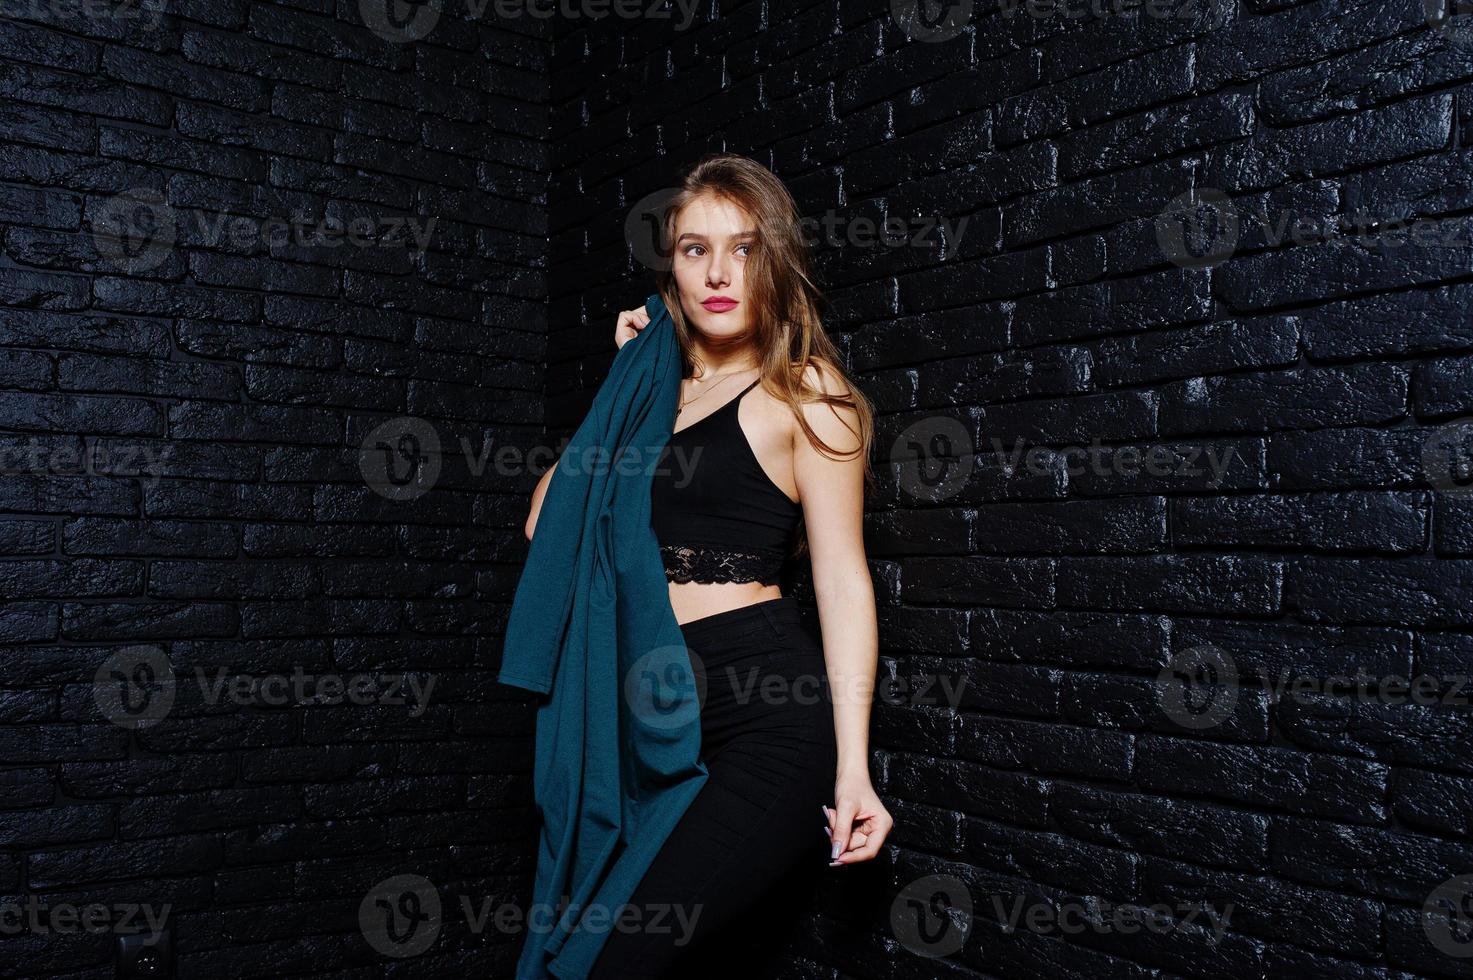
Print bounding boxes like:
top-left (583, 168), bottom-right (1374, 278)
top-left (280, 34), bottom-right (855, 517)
top-left (649, 377), bottom-right (802, 586)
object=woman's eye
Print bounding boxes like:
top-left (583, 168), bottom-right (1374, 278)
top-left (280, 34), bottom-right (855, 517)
top-left (683, 244), bottom-right (705, 257)
top-left (736, 243), bottom-right (752, 257)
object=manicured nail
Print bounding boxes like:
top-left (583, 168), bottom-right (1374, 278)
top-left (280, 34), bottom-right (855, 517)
top-left (830, 840), bottom-right (842, 859)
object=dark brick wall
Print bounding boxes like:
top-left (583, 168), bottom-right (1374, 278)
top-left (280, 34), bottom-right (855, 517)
top-left (5, 0), bottom-right (1473, 977)
top-left (549, 1), bottom-right (1473, 978)
top-left (0, 1), bottom-right (550, 976)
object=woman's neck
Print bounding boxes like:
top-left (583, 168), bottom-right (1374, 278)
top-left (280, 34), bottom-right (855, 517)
top-left (688, 339), bottom-right (760, 379)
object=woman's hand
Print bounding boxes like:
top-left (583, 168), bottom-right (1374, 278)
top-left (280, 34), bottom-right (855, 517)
top-left (614, 306), bottom-right (651, 350)
top-left (822, 775), bottom-right (893, 866)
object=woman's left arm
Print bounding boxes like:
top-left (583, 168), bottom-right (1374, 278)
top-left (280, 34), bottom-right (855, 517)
top-left (792, 363), bottom-right (893, 866)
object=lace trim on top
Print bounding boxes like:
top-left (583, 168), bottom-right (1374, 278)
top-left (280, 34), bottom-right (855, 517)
top-left (660, 544), bottom-right (784, 586)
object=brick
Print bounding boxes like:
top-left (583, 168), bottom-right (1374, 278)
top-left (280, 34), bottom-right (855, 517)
top-left (1415, 354), bottom-right (1473, 417)
top-left (1158, 364), bottom-right (1408, 435)
top-left (1171, 491), bottom-right (1429, 553)
top-left (1288, 558), bottom-right (1473, 626)
top-left (1137, 736), bottom-right (1388, 824)
top-left (1089, 316), bottom-right (1298, 389)
top-left (973, 496), bottom-right (1167, 554)
top-left (1057, 556), bottom-right (1284, 614)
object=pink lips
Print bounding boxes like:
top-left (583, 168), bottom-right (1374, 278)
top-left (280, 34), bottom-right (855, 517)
top-left (701, 297), bottom-right (739, 313)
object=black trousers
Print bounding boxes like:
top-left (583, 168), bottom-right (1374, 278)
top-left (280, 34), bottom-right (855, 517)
top-left (586, 595), bottom-right (838, 979)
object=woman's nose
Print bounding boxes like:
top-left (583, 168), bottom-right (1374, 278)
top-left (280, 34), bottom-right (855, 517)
top-left (705, 255), bottom-right (730, 287)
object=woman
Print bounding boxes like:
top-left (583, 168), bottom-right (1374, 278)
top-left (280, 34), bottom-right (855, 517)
top-left (524, 153), bottom-right (893, 978)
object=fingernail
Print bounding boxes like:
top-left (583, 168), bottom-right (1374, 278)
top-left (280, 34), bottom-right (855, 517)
top-left (830, 841), bottom-right (841, 859)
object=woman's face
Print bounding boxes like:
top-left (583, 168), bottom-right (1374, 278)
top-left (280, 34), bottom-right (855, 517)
top-left (671, 193), bottom-right (755, 340)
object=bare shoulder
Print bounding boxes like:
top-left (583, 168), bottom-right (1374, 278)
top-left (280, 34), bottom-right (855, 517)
top-left (795, 358), bottom-right (862, 454)
top-left (797, 358), bottom-right (858, 401)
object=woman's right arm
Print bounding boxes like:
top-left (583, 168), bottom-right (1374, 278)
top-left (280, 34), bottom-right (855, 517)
top-left (524, 459), bottom-right (557, 541)
top-left (527, 305), bottom-right (652, 541)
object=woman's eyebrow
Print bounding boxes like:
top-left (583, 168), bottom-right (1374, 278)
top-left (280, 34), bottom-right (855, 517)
top-left (674, 229), bottom-right (758, 243)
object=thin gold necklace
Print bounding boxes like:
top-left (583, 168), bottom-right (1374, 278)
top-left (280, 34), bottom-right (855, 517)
top-left (676, 367), bottom-right (757, 416)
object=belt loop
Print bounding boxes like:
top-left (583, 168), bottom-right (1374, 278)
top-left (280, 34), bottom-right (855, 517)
top-left (759, 599), bottom-right (787, 639)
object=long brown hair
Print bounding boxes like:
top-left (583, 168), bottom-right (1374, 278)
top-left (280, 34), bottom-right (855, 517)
top-left (651, 152), bottom-right (877, 560)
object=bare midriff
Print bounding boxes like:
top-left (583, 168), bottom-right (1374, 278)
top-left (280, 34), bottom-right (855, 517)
top-left (668, 579), bottom-right (782, 627)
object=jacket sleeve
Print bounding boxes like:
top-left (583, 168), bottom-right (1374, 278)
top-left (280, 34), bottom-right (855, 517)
top-left (496, 295), bottom-right (667, 696)
top-left (496, 396), bottom-right (602, 696)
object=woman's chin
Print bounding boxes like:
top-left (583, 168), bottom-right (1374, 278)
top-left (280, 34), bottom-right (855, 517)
top-left (688, 314), bottom-right (751, 340)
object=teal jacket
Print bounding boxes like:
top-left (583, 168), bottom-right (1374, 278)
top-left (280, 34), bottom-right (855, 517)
top-left (496, 292), bottom-right (708, 979)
